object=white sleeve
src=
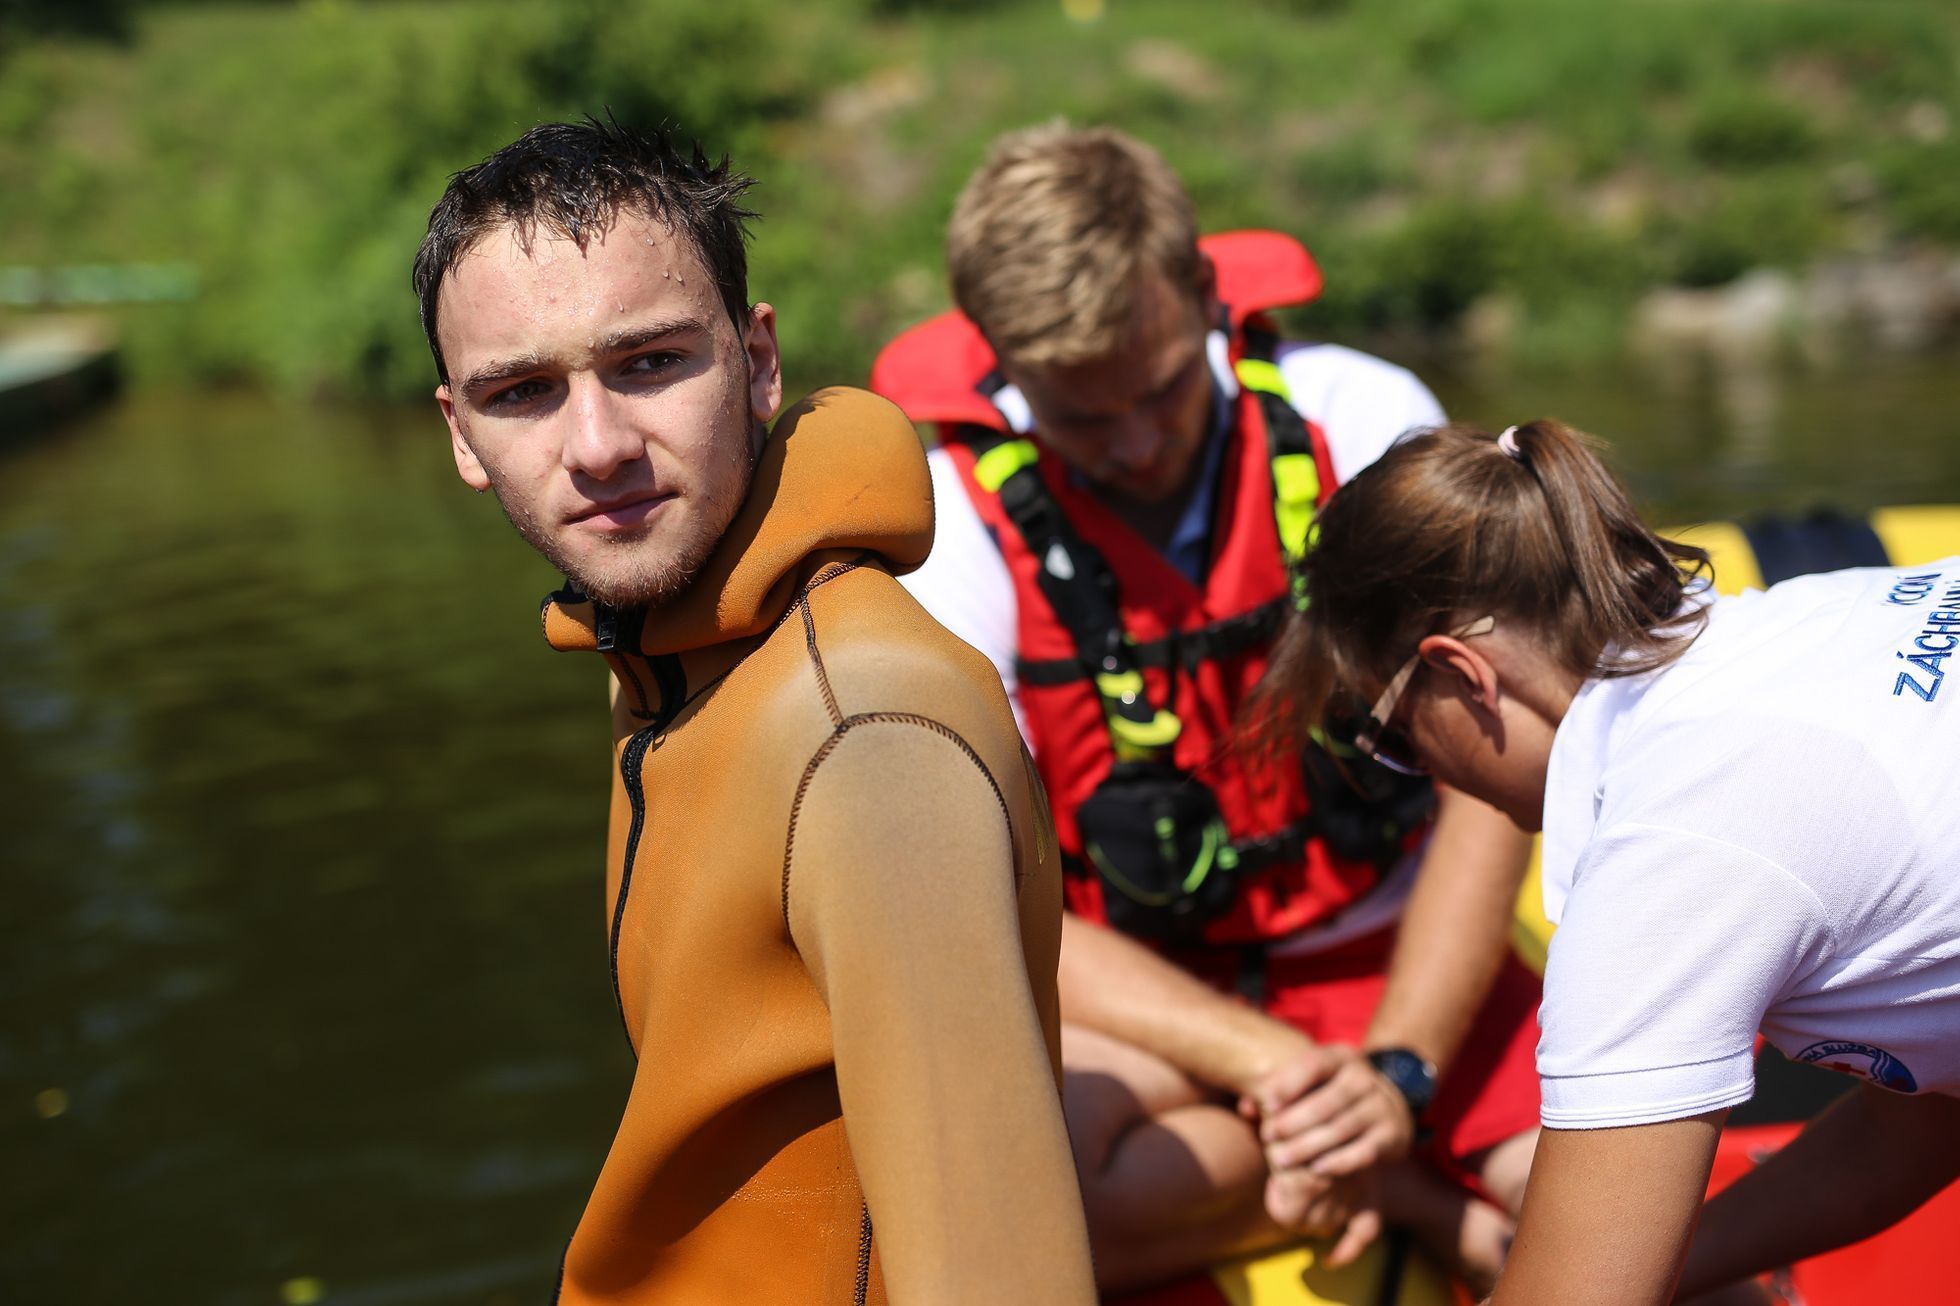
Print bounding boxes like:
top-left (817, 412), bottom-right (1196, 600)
top-left (1273, 342), bottom-right (1446, 484)
top-left (899, 447), bottom-right (1031, 746)
top-left (1536, 823), bottom-right (1832, 1129)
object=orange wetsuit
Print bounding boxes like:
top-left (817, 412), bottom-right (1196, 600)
top-left (539, 388), bottom-right (1089, 1304)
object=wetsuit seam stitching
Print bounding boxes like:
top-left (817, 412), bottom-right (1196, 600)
top-left (781, 712), bottom-right (1021, 937)
top-left (768, 558), bottom-right (868, 637)
top-left (801, 598), bottom-right (845, 727)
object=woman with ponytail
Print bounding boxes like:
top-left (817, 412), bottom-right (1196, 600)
top-left (1261, 420), bottom-right (1960, 1304)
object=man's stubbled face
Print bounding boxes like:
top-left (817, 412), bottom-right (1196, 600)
top-left (434, 210), bottom-right (781, 608)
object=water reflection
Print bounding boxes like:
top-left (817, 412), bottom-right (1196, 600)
top-left (1429, 352), bottom-right (1960, 525)
top-left (2, 361), bottom-right (1957, 1302)
top-left (1, 391), bottom-right (626, 1303)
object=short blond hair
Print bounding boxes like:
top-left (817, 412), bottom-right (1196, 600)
top-left (947, 123), bottom-right (1202, 368)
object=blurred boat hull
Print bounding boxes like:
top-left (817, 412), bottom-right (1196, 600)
top-left (0, 315), bottom-right (120, 446)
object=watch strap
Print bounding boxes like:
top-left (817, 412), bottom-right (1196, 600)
top-left (1365, 1046), bottom-right (1440, 1122)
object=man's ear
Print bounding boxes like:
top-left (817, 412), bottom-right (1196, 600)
top-left (1418, 634), bottom-right (1502, 717)
top-left (744, 302), bottom-right (783, 424)
top-left (437, 385), bottom-right (491, 492)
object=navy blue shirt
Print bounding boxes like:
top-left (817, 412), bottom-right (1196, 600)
top-left (1161, 379), bottom-right (1236, 583)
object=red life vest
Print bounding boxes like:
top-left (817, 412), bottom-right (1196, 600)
top-left (871, 231), bottom-right (1413, 945)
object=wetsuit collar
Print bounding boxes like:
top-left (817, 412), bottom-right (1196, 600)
top-left (539, 386), bottom-right (934, 658)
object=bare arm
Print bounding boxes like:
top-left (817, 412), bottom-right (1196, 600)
top-left (1489, 1114), bottom-right (1724, 1306)
top-left (1254, 787), bottom-right (1531, 1175)
top-left (789, 723), bottom-right (1096, 1305)
top-left (1677, 1085), bottom-right (1960, 1298)
top-left (1059, 911), bottom-right (1312, 1096)
top-left (1367, 787), bottom-right (1533, 1068)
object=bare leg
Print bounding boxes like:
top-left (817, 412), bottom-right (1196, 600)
top-left (1371, 1161), bottom-right (1512, 1299)
top-left (1063, 1023), bottom-right (1297, 1291)
top-left (1308, 1128), bottom-right (1530, 1298)
top-left (1469, 1126), bottom-right (1538, 1214)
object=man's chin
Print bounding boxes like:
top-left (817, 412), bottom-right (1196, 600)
top-left (1094, 459), bottom-right (1194, 505)
top-left (497, 461), bottom-right (752, 612)
top-left (560, 549), bottom-right (703, 611)
top-left (571, 572), bottom-right (693, 611)
top-left (530, 525), bottom-right (691, 610)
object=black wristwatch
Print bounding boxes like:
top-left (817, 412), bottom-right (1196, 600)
top-left (1366, 1047), bottom-right (1439, 1122)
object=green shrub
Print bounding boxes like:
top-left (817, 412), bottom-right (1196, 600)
top-left (2, 0), bottom-right (1955, 393)
top-left (1686, 93), bottom-right (1820, 170)
top-left (1661, 177), bottom-right (1834, 287)
top-left (94, 0), bottom-right (846, 394)
top-left (1881, 139), bottom-right (1960, 244)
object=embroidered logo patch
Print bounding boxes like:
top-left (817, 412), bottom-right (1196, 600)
top-left (1794, 1040), bottom-right (1918, 1092)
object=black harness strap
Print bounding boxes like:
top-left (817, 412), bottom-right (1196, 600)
top-left (1015, 598), bottom-right (1288, 686)
top-left (962, 335), bottom-right (1423, 896)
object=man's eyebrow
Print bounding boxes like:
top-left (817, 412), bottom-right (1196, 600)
top-left (458, 351), bottom-right (552, 399)
top-left (593, 315), bottom-right (710, 357)
top-left (456, 315), bottom-right (711, 399)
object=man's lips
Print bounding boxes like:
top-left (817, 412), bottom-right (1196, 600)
top-left (568, 491), bottom-right (673, 532)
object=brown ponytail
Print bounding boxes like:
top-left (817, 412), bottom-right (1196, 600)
top-left (1255, 420), bottom-right (1711, 748)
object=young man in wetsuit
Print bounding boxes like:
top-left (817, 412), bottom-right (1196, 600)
top-left (412, 119), bottom-right (1095, 1305)
top-left (872, 123), bottom-right (1542, 1292)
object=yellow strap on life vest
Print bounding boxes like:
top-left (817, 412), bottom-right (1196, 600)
top-left (1271, 454), bottom-right (1321, 562)
top-left (1107, 711), bottom-right (1184, 759)
top-left (1095, 669), bottom-right (1184, 755)
top-left (973, 438), bottom-right (1039, 493)
top-left (1235, 358), bottom-right (1321, 565)
top-left (1093, 668), bottom-right (1148, 700)
top-left (1234, 356), bottom-right (1286, 398)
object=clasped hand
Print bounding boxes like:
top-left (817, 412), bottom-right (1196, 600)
top-left (1237, 1043), bottom-right (1416, 1266)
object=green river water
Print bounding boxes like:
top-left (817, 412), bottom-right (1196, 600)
top-left (3, 355), bottom-right (1956, 1303)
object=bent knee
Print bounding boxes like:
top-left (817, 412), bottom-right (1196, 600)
top-left (1464, 1126), bottom-right (1539, 1214)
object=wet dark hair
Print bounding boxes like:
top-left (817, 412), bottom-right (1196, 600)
top-left (412, 115), bottom-right (757, 383)
top-left (1257, 420), bottom-right (1712, 747)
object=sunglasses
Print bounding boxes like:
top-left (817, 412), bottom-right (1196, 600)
top-left (1352, 615), bottom-right (1496, 776)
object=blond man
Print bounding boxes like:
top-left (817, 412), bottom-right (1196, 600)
top-left (872, 123), bottom-right (1541, 1293)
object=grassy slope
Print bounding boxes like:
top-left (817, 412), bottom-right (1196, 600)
top-left (3, 0), bottom-right (1957, 397)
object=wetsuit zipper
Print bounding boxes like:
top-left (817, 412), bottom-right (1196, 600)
top-left (608, 652), bottom-right (686, 1049)
top-left (853, 1203), bottom-right (873, 1306)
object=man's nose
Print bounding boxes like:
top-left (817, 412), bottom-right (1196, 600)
top-left (561, 377), bottom-right (644, 480)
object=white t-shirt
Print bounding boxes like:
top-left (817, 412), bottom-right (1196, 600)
top-left (1537, 563), bottom-right (1960, 1128)
top-left (900, 336), bottom-right (1445, 953)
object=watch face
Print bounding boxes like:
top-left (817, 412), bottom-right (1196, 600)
top-left (1369, 1048), bottom-right (1439, 1117)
